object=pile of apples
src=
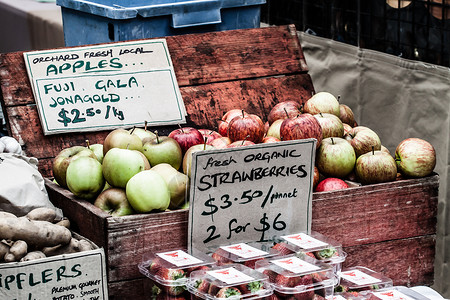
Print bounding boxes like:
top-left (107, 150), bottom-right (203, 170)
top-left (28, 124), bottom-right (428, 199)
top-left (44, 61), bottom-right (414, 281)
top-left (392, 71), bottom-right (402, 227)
top-left (52, 91), bottom-right (437, 216)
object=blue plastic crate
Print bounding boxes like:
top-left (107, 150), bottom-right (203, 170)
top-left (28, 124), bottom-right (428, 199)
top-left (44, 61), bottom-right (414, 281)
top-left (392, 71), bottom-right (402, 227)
top-left (56, 0), bottom-right (266, 46)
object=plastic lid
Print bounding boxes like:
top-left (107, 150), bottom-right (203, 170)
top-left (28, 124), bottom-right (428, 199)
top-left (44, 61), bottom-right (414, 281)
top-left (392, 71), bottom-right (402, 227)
top-left (280, 231), bottom-right (343, 258)
top-left (187, 263), bottom-right (273, 300)
top-left (211, 242), bottom-right (280, 268)
top-left (337, 266), bottom-right (393, 292)
top-left (138, 248), bottom-right (216, 288)
top-left (367, 286), bottom-right (432, 300)
top-left (254, 254), bottom-right (336, 296)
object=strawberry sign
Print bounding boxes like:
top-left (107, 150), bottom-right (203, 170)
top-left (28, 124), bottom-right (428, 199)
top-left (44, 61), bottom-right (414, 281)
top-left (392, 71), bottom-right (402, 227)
top-left (188, 139), bottom-right (316, 253)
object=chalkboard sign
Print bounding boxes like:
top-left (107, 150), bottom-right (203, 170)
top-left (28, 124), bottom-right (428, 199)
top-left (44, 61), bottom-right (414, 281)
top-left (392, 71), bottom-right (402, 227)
top-left (23, 39), bottom-right (186, 135)
top-left (0, 248), bottom-right (108, 299)
top-left (187, 139), bottom-right (316, 253)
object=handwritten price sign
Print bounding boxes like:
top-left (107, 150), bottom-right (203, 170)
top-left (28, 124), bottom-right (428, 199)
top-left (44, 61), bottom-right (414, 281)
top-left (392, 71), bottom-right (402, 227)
top-left (188, 139), bottom-right (316, 253)
top-left (23, 39), bottom-right (186, 135)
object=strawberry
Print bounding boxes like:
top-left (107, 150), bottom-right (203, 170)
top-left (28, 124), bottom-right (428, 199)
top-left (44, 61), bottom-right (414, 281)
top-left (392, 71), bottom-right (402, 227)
top-left (334, 284), bottom-right (349, 293)
top-left (239, 280), bottom-right (264, 293)
top-left (193, 278), bottom-right (210, 294)
top-left (216, 286), bottom-right (242, 298)
top-left (186, 264), bottom-right (211, 275)
top-left (269, 294), bottom-right (282, 300)
top-left (304, 252), bottom-right (316, 259)
top-left (312, 294), bottom-right (325, 300)
top-left (293, 274), bottom-right (314, 300)
top-left (275, 274), bottom-right (301, 288)
top-left (208, 282), bottom-right (221, 296)
top-left (272, 243), bottom-right (295, 256)
top-left (313, 248), bottom-right (337, 260)
top-left (310, 272), bottom-right (323, 283)
top-left (149, 257), bottom-right (164, 274)
top-left (244, 257), bottom-right (263, 269)
top-left (211, 251), bottom-right (233, 265)
top-left (158, 268), bottom-right (186, 296)
top-left (262, 269), bottom-right (278, 282)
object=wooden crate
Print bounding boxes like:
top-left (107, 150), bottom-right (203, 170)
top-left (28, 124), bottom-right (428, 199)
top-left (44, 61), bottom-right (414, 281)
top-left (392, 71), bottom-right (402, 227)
top-left (0, 25), bottom-right (439, 299)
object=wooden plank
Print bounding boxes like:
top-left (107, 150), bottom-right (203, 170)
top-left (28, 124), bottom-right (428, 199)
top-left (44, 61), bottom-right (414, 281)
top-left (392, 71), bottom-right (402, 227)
top-left (343, 235), bottom-right (436, 287)
top-left (0, 25), bottom-right (306, 108)
top-left (5, 74), bottom-right (314, 178)
top-left (311, 174), bottom-right (439, 247)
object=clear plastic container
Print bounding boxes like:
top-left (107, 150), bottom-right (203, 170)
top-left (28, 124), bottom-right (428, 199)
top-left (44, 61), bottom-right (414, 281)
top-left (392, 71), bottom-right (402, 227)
top-left (139, 248), bottom-right (217, 299)
top-left (364, 286), bottom-right (432, 300)
top-left (335, 266), bottom-right (393, 293)
top-left (274, 231), bottom-right (347, 273)
top-left (186, 263), bottom-right (273, 300)
top-left (210, 242), bottom-right (281, 269)
top-left (254, 253), bottom-right (337, 300)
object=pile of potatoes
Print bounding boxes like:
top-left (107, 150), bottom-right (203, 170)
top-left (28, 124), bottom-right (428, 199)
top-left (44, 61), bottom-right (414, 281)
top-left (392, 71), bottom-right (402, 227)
top-left (0, 207), bottom-right (94, 263)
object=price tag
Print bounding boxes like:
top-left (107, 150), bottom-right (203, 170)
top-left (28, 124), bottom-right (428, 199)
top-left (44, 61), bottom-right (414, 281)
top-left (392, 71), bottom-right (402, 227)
top-left (23, 39), bottom-right (186, 135)
top-left (340, 269), bottom-right (382, 285)
top-left (220, 243), bottom-right (268, 259)
top-left (372, 290), bottom-right (415, 300)
top-left (156, 250), bottom-right (203, 267)
top-left (187, 139), bottom-right (316, 253)
top-left (207, 267), bottom-right (255, 285)
top-left (281, 233), bottom-right (329, 250)
top-left (270, 256), bottom-right (320, 274)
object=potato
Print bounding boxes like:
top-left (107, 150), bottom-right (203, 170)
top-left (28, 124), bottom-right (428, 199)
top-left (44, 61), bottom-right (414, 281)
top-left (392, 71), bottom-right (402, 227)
top-left (20, 251), bottom-right (46, 262)
top-left (26, 207), bottom-right (57, 223)
top-left (0, 211), bottom-right (17, 219)
top-left (0, 217), bottom-right (71, 248)
top-left (0, 241), bottom-right (10, 261)
top-left (4, 240), bottom-right (27, 262)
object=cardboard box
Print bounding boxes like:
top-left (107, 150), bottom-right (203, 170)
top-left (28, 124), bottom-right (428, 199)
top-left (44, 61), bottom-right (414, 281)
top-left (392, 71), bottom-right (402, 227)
top-left (0, 25), bottom-right (439, 299)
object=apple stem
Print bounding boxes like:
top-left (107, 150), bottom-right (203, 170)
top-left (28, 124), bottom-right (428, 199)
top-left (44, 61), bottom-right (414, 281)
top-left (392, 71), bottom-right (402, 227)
top-left (155, 130), bottom-right (160, 144)
top-left (178, 124), bottom-right (184, 133)
top-left (242, 135), bottom-right (250, 145)
top-left (241, 109), bottom-right (245, 118)
top-left (130, 126), bottom-right (136, 135)
top-left (126, 143), bottom-right (130, 150)
top-left (85, 139), bottom-right (90, 149)
top-left (144, 121), bottom-right (148, 131)
top-left (331, 137), bottom-right (335, 145)
top-left (337, 95), bottom-right (341, 102)
top-left (203, 137), bottom-right (208, 150)
top-left (372, 146), bottom-right (375, 155)
top-left (284, 108), bottom-right (289, 118)
top-left (320, 112), bottom-right (323, 117)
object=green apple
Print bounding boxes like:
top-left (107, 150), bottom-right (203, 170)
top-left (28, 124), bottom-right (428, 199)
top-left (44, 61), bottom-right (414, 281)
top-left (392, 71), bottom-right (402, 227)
top-left (94, 188), bottom-right (135, 217)
top-left (53, 146), bottom-right (97, 188)
top-left (151, 163), bottom-right (189, 209)
top-left (66, 156), bottom-right (105, 200)
top-left (102, 148), bottom-right (150, 188)
top-left (182, 143), bottom-right (215, 178)
top-left (142, 134), bottom-right (182, 170)
top-left (129, 126), bottom-right (156, 142)
top-left (89, 143), bottom-right (104, 163)
top-left (126, 170), bottom-right (170, 213)
top-left (103, 128), bottom-right (143, 156)
top-left (266, 119), bottom-right (283, 140)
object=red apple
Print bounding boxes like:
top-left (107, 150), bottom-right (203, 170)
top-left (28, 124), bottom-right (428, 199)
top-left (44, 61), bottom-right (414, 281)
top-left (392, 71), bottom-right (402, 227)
top-left (339, 104), bottom-right (357, 126)
top-left (314, 113), bottom-right (344, 139)
top-left (279, 113), bottom-right (323, 148)
top-left (315, 178), bottom-right (349, 192)
top-left (222, 109), bottom-right (247, 122)
top-left (262, 136), bottom-right (280, 143)
top-left (267, 101), bottom-right (302, 125)
top-left (227, 140), bottom-right (256, 148)
top-left (343, 123), bottom-right (353, 136)
top-left (210, 137), bottom-right (232, 149)
top-left (345, 126), bottom-right (381, 157)
top-left (168, 126), bottom-right (204, 155)
top-left (198, 129), bottom-right (222, 145)
top-left (313, 166), bottom-right (320, 190)
top-left (395, 138), bottom-right (436, 178)
top-left (218, 120), bottom-right (229, 137)
top-left (355, 148), bottom-right (398, 184)
top-left (227, 110), bottom-right (265, 144)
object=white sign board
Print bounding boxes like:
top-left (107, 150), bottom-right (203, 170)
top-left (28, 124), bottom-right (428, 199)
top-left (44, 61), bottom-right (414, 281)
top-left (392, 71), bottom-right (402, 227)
top-left (23, 39), bottom-right (186, 135)
top-left (188, 139), bottom-right (316, 253)
top-left (0, 248), bottom-right (108, 299)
